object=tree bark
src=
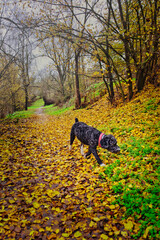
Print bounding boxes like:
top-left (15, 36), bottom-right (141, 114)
top-left (106, 0), bottom-right (114, 103)
top-left (75, 49), bottom-right (81, 109)
top-left (117, 0), bottom-right (133, 100)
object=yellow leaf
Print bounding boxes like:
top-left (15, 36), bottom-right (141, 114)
top-left (33, 201), bottom-right (40, 209)
top-left (110, 205), bottom-right (116, 210)
top-left (86, 207), bottom-right (92, 211)
top-left (104, 223), bottom-right (111, 232)
top-left (74, 231), bottom-right (82, 238)
top-left (89, 221), bottom-right (96, 227)
top-left (46, 189), bottom-right (60, 198)
top-left (25, 197), bottom-right (32, 204)
top-left (143, 226), bottom-right (152, 238)
top-left (124, 220), bottom-right (134, 230)
top-left (55, 207), bottom-right (61, 212)
top-left (48, 233), bottom-right (57, 239)
top-left (93, 217), bottom-right (101, 222)
top-left (62, 233), bottom-right (70, 237)
top-left (39, 228), bottom-right (45, 232)
top-left (100, 233), bottom-right (108, 239)
top-left (29, 207), bottom-right (36, 215)
top-left (34, 220), bottom-right (41, 224)
top-left (46, 226), bottom-right (52, 232)
top-left (30, 230), bottom-right (35, 236)
top-left (121, 231), bottom-right (128, 237)
top-left (55, 229), bottom-right (60, 234)
top-left (114, 230), bottom-right (120, 235)
top-left (4, 225), bottom-right (10, 229)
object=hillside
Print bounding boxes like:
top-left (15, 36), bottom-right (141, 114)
top-left (0, 84), bottom-right (159, 239)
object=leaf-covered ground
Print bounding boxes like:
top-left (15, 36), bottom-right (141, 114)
top-left (0, 85), bottom-right (160, 240)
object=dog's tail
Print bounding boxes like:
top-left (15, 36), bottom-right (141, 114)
top-left (75, 118), bottom-right (79, 122)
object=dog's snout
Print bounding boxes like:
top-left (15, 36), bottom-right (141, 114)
top-left (115, 146), bottom-right (120, 153)
top-left (112, 146), bottom-right (120, 154)
top-left (117, 146), bottom-right (120, 152)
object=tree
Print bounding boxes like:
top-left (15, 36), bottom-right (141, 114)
top-left (40, 35), bottom-right (73, 102)
top-left (0, 0), bottom-right (39, 114)
top-left (17, 30), bottom-right (32, 110)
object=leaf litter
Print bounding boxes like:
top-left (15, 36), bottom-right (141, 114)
top-left (0, 85), bottom-right (160, 239)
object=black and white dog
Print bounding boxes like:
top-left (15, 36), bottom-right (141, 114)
top-left (69, 118), bottom-right (120, 166)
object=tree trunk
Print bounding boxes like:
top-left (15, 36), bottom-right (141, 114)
top-left (108, 65), bottom-right (114, 103)
top-left (128, 79), bottom-right (133, 101)
top-left (106, 0), bottom-right (114, 104)
top-left (24, 85), bottom-right (28, 110)
top-left (98, 57), bottom-right (112, 102)
top-left (75, 49), bottom-right (81, 109)
top-left (117, 0), bottom-right (133, 100)
top-left (136, 62), bottom-right (149, 91)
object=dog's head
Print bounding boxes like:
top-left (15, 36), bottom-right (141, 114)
top-left (100, 134), bottom-right (120, 153)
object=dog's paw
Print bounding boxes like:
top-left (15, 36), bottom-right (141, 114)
top-left (100, 163), bottom-right (106, 167)
top-left (69, 145), bottom-right (72, 151)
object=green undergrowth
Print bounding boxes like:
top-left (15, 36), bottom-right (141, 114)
top-left (44, 105), bottom-right (74, 115)
top-left (5, 99), bottom-right (74, 119)
top-left (99, 137), bottom-right (160, 239)
top-left (28, 98), bottom-right (44, 109)
top-left (99, 151), bottom-right (160, 239)
top-left (5, 109), bottom-right (34, 119)
top-left (81, 81), bottom-right (106, 104)
top-left (97, 87), bottom-right (160, 239)
top-left (5, 99), bottom-right (44, 119)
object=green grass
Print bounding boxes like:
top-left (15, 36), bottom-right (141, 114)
top-left (44, 105), bottom-right (74, 115)
top-left (115, 185), bottom-right (160, 239)
top-left (120, 136), bottom-right (159, 157)
top-left (6, 98), bottom-right (44, 119)
top-left (5, 98), bottom-right (74, 119)
top-left (6, 109), bottom-right (34, 119)
top-left (100, 156), bottom-right (160, 239)
top-left (30, 98), bottom-right (74, 116)
top-left (28, 98), bottom-right (44, 109)
top-left (143, 98), bottom-right (158, 113)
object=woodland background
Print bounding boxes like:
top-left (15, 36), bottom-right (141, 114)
top-left (0, 0), bottom-right (159, 118)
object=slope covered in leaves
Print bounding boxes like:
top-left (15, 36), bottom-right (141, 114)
top-left (0, 85), bottom-right (159, 240)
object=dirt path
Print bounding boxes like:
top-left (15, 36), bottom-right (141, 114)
top-left (35, 107), bottom-right (44, 115)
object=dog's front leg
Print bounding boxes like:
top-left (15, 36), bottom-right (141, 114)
top-left (90, 147), bottom-right (104, 165)
top-left (80, 144), bottom-right (85, 156)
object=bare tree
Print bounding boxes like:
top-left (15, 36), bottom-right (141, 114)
top-left (17, 30), bottom-right (32, 110)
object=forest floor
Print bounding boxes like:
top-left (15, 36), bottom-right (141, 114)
top-left (0, 84), bottom-right (160, 240)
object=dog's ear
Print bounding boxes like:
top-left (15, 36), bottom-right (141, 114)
top-left (100, 135), bottom-right (110, 149)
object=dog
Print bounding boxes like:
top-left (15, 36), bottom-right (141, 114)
top-left (69, 118), bottom-right (120, 166)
